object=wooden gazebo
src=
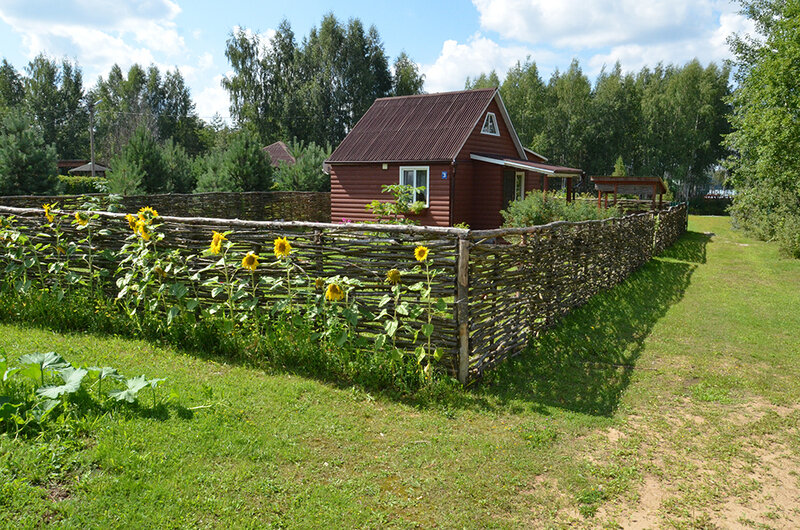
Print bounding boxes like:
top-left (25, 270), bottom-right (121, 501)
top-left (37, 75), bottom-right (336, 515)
top-left (591, 176), bottom-right (668, 210)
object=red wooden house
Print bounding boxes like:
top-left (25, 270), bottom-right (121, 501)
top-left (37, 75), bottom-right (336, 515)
top-left (326, 87), bottom-right (583, 229)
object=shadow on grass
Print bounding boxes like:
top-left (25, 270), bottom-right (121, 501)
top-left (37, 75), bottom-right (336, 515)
top-left (659, 230), bottom-right (710, 264)
top-left (457, 230), bottom-right (711, 417)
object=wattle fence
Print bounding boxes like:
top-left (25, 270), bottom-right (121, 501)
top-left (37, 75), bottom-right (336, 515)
top-left (0, 200), bottom-right (686, 385)
top-left (0, 191), bottom-right (331, 223)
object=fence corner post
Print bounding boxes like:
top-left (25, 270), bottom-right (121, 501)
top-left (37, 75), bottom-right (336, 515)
top-left (456, 237), bottom-right (471, 385)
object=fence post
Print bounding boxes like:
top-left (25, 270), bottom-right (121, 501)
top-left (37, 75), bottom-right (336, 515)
top-left (313, 230), bottom-right (324, 277)
top-left (456, 237), bottom-right (471, 385)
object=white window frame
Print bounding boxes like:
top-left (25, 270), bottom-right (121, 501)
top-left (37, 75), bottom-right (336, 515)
top-left (399, 166), bottom-right (430, 208)
top-left (481, 112), bottom-right (500, 136)
top-left (514, 171), bottom-right (525, 201)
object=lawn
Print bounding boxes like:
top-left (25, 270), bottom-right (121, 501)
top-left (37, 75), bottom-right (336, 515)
top-left (2, 215), bottom-right (799, 528)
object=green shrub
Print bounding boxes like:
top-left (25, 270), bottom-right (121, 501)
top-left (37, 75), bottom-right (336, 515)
top-left (687, 197), bottom-right (732, 216)
top-left (730, 185), bottom-right (800, 258)
top-left (501, 191), bottom-right (622, 227)
top-left (57, 175), bottom-right (106, 195)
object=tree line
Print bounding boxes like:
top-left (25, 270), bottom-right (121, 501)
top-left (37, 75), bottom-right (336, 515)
top-left (467, 58), bottom-right (731, 201)
top-left (0, 13), bottom-right (424, 196)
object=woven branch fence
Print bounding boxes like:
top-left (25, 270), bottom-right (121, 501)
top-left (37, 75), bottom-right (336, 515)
top-left (0, 202), bottom-right (687, 384)
top-left (0, 191), bottom-right (331, 223)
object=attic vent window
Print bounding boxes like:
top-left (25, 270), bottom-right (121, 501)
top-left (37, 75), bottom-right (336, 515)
top-left (481, 112), bottom-right (499, 136)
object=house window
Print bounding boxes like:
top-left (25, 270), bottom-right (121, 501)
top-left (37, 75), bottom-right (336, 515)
top-left (515, 171), bottom-right (525, 201)
top-left (399, 166), bottom-right (429, 207)
top-left (481, 112), bottom-right (499, 136)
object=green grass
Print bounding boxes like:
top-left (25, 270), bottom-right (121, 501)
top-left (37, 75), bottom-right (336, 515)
top-left (2, 216), bottom-right (800, 528)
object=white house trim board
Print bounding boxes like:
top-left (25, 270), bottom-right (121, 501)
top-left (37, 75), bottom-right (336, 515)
top-left (469, 154), bottom-right (582, 177)
top-left (470, 153), bottom-right (554, 174)
top-left (523, 147), bottom-right (548, 162)
top-left (493, 91), bottom-right (527, 160)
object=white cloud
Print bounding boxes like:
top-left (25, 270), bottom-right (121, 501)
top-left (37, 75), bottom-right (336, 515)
top-left (472, 0), bottom-right (718, 49)
top-left (585, 10), bottom-right (755, 76)
top-left (0, 0), bottom-right (185, 80)
top-left (422, 34), bottom-right (557, 93)
top-left (194, 73), bottom-right (231, 121)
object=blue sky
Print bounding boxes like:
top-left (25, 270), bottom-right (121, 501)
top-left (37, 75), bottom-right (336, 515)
top-left (0, 0), bottom-right (753, 122)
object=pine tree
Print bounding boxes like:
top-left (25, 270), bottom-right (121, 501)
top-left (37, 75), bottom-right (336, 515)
top-left (612, 156), bottom-right (627, 176)
top-left (0, 109), bottom-right (58, 195)
top-left (223, 130), bottom-right (273, 191)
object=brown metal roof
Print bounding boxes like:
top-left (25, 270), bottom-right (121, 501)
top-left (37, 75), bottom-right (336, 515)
top-left (263, 141), bottom-right (296, 167)
top-left (57, 159), bottom-right (90, 169)
top-left (327, 88), bottom-right (499, 163)
top-left (470, 153), bottom-right (583, 176)
top-left (591, 176), bottom-right (668, 195)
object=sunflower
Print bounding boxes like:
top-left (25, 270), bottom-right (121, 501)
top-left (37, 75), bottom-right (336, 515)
top-left (414, 245), bottom-right (429, 262)
top-left (325, 283), bottom-right (344, 301)
top-left (138, 206), bottom-right (159, 222)
top-left (74, 211), bottom-right (90, 227)
top-left (209, 231), bottom-right (227, 255)
top-left (386, 268), bottom-right (401, 285)
top-left (314, 277), bottom-right (325, 290)
top-left (273, 237), bottom-right (292, 259)
top-left (136, 220), bottom-right (151, 241)
top-left (43, 203), bottom-right (55, 223)
top-left (242, 251), bottom-right (259, 271)
top-left (125, 213), bottom-right (138, 232)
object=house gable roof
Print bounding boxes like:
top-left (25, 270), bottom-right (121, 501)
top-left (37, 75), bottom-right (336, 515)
top-left (263, 141), bottom-right (296, 167)
top-left (327, 88), bottom-right (526, 164)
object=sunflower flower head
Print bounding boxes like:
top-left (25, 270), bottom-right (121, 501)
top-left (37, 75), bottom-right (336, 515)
top-left (386, 268), bottom-right (401, 285)
top-left (125, 213), bottom-right (138, 232)
top-left (242, 251), bottom-right (259, 271)
top-left (136, 220), bottom-right (151, 241)
top-left (314, 277), bottom-right (325, 290)
top-left (414, 245), bottom-right (429, 262)
top-left (209, 231), bottom-right (227, 255)
top-left (138, 206), bottom-right (159, 223)
top-left (74, 211), bottom-right (90, 227)
top-left (273, 237), bottom-right (292, 259)
top-left (43, 203), bottom-right (55, 223)
top-left (325, 283), bottom-right (344, 302)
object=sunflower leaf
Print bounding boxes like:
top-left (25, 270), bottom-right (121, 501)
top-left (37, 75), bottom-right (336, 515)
top-left (384, 320), bottom-right (398, 337)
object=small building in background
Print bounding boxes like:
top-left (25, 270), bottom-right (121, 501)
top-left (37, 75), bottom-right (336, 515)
top-left (57, 159), bottom-right (90, 176)
top-left (68, 162), bottom-right (110, 177)
top-left (325, 87), bottom-right (582, 229)
top-left (591, 176), bottom-right (668, 211)
top-left (263, 141), bottom-right (296, 168)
